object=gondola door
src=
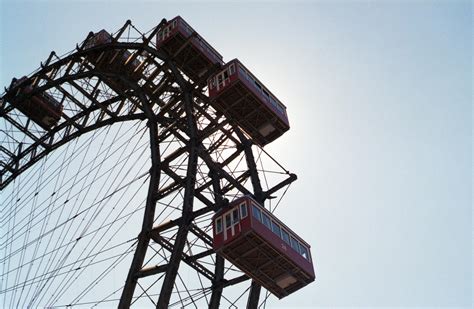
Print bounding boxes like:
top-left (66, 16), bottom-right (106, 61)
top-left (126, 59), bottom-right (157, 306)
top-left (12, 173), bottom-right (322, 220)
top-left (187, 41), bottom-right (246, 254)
top-left (223, 208), bottom-right (241, 242)
top-left (215, 65), bottom-right (233, 92)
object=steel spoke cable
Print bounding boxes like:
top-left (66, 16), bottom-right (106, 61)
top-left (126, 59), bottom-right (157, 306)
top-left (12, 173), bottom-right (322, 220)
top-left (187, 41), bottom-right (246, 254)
top-left (2, 250), bottom-right (136, 298)
top-left (58, 246), bottom-right (136, 305)
top-left (33, 122), bottom-right (136, 306)
top-left (256, 148), bottom-right (272, 210)
top-left (48, 288), bottom-right (212, 308)
top-left (0, 124), bottom-right (115, 230)
top-left (6, 25), bottom-right (172, 304)
top-left (1, 243), bottom-right (136, 294)
top-left (19, 135), bottom-right (83, 307)
top-left (1, 232), bottom-right (137, 281)
top-left (220, 287), bottom-right (245, 309)
top-left (131, 273), bottom-right (166, 307)
top-left (15, 156), bottom-right (48, 305)
top-left (0, 184), bottom-right (143, 266)
top-left (91, 285), bottom-right (124, 308)
top-left (172, 279), bottom-right (185, 308)
top-left (0, 121), bottom-right (113, 210)
top-left (0, 119), bottom-right (146, 221)
top-left (147, 214), bottom-right (213, 306)
top-left (65, 122), bottom-right (145, 241)
top-left (0, 128), bottom-right (148, 251)
top-left (3, 164), bottom-right (20, 308)
top-left (4, 163), bottom-right (22, 308)
top-left (42, 128), bottom-right (149, 304)
top-left (169, 287), bottom-right (213, 308)
top-left (185, 249), bottom-right (212, 306)
top-left (1, 27), bottom-right (298, 307)
top-left (0, 131), bottom-right (88, 256)
top-left (46, 157), bottom-right (150, 305)
top-left (175, 263), bottom-right (198, 309)
top-left (0, 142), bottom-right (147, 253)
top-left (0, 125), bottom-right (20, 300)
top-left (258, 290), bottom-right (271, 308)
top-left (258, 146), bottom-right (290, 174)
top-left (10, 137), bottom-right (74, 305)
top-left (270, 183), bottom-right (292, 214)
top-left (28, 121), bottom-right (130, 304)
top-left (27, 125), bottom-right (103, 307)
top-left (256, 148), bottom-right (268, 188)
top-left (0, 127), bottom-right (100, 217)
top-left (10, 141), bottom-right (59, 307)
top-left (153, 189), bottom-right (185, 226)
top-left (67, 240), bottom-right (137, 306)
top-left (228, 283), bottom-right (251, 308)
top-left (255, 169), bottom-right (289, 175)
top-left (0, 172), bottom-right (146, 265)
top-left (136, 281), bottom-right (158, 306)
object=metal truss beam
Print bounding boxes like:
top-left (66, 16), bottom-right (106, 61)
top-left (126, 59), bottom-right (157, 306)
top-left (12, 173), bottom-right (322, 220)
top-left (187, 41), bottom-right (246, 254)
top-left (116, 75), bottom-right (162, 308)
top-left (1, 19), bottom-right (298, 308)
top-left (156, 90), bottom-right (199, 308)
top-left (235, 130), bottom-right (264, 309)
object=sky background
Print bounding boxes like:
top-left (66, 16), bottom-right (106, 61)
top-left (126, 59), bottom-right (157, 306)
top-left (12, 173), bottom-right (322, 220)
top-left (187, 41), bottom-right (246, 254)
top-left (1, 0), bottom-right (472, 307)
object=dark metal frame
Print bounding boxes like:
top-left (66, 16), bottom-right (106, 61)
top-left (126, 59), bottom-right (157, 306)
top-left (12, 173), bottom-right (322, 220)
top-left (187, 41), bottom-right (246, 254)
top-left (0, 20), bottom-right (297, 308)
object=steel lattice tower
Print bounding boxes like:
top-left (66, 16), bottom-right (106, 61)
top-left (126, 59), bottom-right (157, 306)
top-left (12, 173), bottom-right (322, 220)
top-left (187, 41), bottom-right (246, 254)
top-left (0, 20), bottom-right (297, 308)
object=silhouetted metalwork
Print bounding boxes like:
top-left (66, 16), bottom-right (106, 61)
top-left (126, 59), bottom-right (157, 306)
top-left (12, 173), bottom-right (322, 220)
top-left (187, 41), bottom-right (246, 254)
top-left (0, 17), bottom-right (304, 308)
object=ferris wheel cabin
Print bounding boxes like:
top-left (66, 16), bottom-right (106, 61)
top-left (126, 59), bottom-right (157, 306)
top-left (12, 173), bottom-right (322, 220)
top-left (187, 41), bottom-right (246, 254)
top-left (7, 76), bottom-right (63, 130)
top-left (212, 196), bottom-right (315, 298)
top-left (156, 16), bottom-right (224, 82)
top-left (208, 59), bottom-right (290, 146)
top-left (83, 30), bottom-right (143, 92)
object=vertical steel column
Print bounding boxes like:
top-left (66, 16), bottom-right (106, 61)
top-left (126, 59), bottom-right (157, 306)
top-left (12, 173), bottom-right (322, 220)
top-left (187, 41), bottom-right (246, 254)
top-left (156, 90), bottom-right (199, 308)
top-left (236, 132), bottom-right (264, 309)
top-left (209, 169), bottom-right (225, 309)
top-left (118, 80), bottom-right (161, 308)
top-left (241, 139), bottom-right (264, 201)
top-left (247, 280), bottom-right (262, 309)
top-left (209, 256), bottom-right (225, 308)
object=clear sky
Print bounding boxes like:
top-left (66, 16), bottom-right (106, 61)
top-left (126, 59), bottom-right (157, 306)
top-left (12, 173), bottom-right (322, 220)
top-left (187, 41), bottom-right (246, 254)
top-left (1, 0), bottom-right (472, 307)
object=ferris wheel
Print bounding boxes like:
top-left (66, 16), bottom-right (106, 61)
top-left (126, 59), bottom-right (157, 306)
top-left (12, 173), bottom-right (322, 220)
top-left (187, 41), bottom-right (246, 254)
top-left (0, 17), bottom-right (314, 308)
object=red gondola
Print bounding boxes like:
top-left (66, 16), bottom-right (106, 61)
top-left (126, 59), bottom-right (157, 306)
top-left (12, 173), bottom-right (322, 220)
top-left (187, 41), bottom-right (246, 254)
top-left (83, 30), bottom-right (143, 92)
top-left (212, 196), bottom-right (315, 298)
top-left (156, 16), bottom-right (224, 82)
top-left (207, 59), bottom-right (290, 146)
top-left (8, 76), bottom-right (63, 130)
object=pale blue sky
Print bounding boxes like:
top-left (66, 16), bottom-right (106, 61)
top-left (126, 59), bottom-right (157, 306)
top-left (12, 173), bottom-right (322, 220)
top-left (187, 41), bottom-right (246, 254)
top-left (1, 0), bottom-right (472, 307)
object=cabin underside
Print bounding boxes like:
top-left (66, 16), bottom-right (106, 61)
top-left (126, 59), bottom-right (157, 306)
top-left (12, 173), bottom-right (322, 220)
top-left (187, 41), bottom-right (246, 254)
top-left (218, 230), bottom-right (314, 299)
top-left (159, 32), bottom-right (216, 83)
top-left (90, 49), bottom-right (129, 71)
top-left (211, 81), bottom-right (289, 146)
top-left (85, 49), bottom-right (143, 93)
top-left (12, 98), bottom-right (61, 129)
